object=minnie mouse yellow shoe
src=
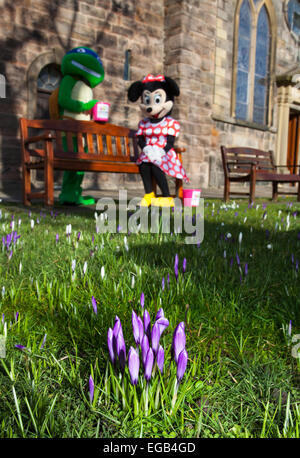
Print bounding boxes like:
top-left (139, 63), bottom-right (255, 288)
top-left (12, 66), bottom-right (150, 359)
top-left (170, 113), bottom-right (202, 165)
top-left (139, 192), bottom-right (156, 207)
top-left (152, 197), bottom-right (175, 207)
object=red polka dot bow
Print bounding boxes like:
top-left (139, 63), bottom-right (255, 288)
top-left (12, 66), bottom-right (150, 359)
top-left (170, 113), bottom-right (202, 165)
top-left (142, 74), bottom-right (165, 83)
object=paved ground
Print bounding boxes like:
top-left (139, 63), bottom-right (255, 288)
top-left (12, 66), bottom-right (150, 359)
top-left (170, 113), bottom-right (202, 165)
top-left (0, 181), bottom-right (298, 207)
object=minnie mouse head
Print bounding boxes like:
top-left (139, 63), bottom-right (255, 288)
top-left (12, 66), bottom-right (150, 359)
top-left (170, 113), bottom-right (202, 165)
top-left (128, 74), bottom-right (180, 121)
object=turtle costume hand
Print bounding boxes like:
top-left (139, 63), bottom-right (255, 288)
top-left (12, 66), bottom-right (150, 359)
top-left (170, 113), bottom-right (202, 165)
top-left (50, 47), bottom-right (105, 205)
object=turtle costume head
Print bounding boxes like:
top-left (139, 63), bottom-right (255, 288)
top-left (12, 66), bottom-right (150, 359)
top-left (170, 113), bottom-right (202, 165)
top-left (61, 47), bottom-right (105, 88)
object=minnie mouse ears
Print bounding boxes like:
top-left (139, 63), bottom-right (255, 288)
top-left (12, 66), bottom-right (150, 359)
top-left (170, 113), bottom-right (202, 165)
top-left (128, 74), bottom-right (180, 102)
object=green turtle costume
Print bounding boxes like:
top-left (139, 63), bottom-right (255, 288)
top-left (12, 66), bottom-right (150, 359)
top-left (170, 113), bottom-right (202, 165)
top-left (49, 47), bottom-right (105, 205)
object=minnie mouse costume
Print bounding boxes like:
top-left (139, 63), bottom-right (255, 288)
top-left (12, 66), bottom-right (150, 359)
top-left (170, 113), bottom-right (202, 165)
top-left (128, 74), bottom-right (189, 207)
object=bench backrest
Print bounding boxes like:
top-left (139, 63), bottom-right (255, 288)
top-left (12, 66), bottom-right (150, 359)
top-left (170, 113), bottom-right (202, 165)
top-left (20, 118), bottom-right (139, 162)
top-left (221, 146), bottom-right (276, 176)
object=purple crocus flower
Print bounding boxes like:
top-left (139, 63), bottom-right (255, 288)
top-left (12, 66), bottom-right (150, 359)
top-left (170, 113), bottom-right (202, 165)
top-left (107, 327), bottom-right (115, 364)
top-left (156, 317), bottom-right (169, 337)
top-left (128, 346), bottom-right (140, 386)
top-left (91, 296), bottom-right (97, 315)
top-left (182, 258), bottom-right (187, 274)
top-left (144, 348), bottom-right (154, 383)
top-left (132, 310), bottom-right (143, 346)
top-left (89, 375), bottom-right (94, 403)
top-left (116, 328), bottom-right (126, 372)
top-left (141, 334), bottom-right (150, 367)
top-left (157, 345), bottom-right (164, 374)
top-left (56, 233), bottom-right (59, 243)
top-left (15, 344), bottom-right (26, 350)
top-left (244, 263), bottom-right (248, 276)
top-left (155, 308), bottom-right (164, 321)
top-left (162, 277), bottom-right (165, 291)
top-left (151, 321), bottom-right (161, 355)
top-left (172, 322), bottom-right (186, 364)
top-left (15, 312), bottom-right (19, 322)
top-left (288, 320), bottom-right (292, 337)
top-left (40, 333), bottom-right (47, 349)
top-left (236, 253), bottom-right (240, 266)
top-left (143, 309), bottom-right (151, 340)
top-left (77, 231), bottom-right (81, 241)
top-left (140, 292), bottom-right (145, 309)
top-left (167, 273), bottom-right (170, 288)
top-left (174, 254), bottom-right (179, 281)
top-left (177, 348), bottom-right (188, 383)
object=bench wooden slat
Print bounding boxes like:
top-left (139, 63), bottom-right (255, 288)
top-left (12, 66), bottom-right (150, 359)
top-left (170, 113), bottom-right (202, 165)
top-left (53, 159), bottom-right (140, 173)
top-left (86, 133), bottom-right (94, 153)
top-left (77, 133), bottom-right (84, 154)
top-left (106, 135), bottom-right (113, 155)
top-left (96, 134), bottom-right (104, 154)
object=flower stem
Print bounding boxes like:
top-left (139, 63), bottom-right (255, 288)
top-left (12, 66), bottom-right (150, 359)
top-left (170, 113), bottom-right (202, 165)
top-left (171, 378), bottom-right (178, 414)
top-left (145, 383), bottom-right (149, 417)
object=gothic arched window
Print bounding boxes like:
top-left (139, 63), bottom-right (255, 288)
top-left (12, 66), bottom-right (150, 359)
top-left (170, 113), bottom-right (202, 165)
top-left (36, 64), bottom-right (61, 118)
top-left (232, 0), bottom-right (276, 126)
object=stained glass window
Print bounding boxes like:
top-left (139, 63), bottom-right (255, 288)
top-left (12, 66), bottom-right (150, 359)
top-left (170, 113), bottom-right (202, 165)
top-left (287, 0), bottom-right (300, 37)
top-left (234, 0), bottom-right (272, 126)
top-left (236, 0), bottom-right (251, 121)
top-left (253, 6), bottom-right (270, 124)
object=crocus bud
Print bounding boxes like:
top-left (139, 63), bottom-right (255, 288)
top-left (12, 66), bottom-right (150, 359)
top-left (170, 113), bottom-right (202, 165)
top-left (172, 322), bottom-right (186, 364)
top-left (144, 348), bottom-right (154, 383)
top-left (141, 334), bottom-right (150, 367)
top-left (176, 348), bottom-right (188, 383)
top-left (132, 310), bottom-right (140, 345)
top-left (143, 309), bottom-right (151, 340)
top-left (107, 327), bottom-right (115, 364)
top-left (151, 321), bottom-right (161, 355)
top-left (116, 329), bottom-right (126, 373)
top-left (91, 296), bottom-right (97, 315)
top-left (128, 346), bottom-right (140, 385)
top-left (157, 345), bottom-right (164, 374)
top-left (89, 375), bottom-right (94, 403)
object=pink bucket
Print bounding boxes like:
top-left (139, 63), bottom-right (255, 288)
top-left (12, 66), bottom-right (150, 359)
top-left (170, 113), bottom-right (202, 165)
top-left (92, 102), bottom-right (110, 122)
top-left (183, 189), bottom-right (201, 207)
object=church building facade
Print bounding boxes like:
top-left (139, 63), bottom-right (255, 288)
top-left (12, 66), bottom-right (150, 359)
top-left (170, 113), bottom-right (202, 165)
top-left (0, 0), bottom-right (300, 195)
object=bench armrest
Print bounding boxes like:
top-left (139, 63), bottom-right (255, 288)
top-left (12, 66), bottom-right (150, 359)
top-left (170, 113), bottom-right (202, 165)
top-left (24, 131), bottom-right (54, 145)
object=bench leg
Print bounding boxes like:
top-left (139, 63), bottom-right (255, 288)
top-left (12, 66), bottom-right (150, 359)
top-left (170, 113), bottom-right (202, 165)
top-left (224, 178), bottom-right (230, 202)
top-left (22, 165), bottom-right (31, 206)
top-left (249, 178), bottom-right (256, 203)
top-left (45, 141), bottom-right (54, 206)
top-left (272, 181), bottom-right (278, 201)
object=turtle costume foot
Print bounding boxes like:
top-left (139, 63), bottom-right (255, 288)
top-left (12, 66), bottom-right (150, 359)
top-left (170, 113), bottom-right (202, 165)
top-left (58, 170), bottom-right (95, 206)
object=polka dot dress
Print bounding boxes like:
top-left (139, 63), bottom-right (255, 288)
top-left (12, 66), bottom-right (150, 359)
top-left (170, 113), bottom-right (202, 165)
top-left (136, 116), bottom-right (189, 182)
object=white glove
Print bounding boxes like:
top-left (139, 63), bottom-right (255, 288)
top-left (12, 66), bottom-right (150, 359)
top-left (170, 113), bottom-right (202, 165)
top-left (143, 145), bottom-right (165, 164)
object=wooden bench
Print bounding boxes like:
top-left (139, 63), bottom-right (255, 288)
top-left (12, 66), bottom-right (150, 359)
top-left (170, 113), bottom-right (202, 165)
top-left (20, 118), bottom-right (185, 206)
top-left (221, 146), bottom-right (300, 203)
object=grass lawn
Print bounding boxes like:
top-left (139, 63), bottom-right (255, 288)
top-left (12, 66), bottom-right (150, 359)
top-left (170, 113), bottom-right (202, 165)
top-left (0, 196), bottom-right (299, 438)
